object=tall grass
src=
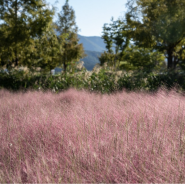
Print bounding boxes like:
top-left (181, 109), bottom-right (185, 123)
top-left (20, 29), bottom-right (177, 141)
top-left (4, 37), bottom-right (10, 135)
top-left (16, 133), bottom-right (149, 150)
top-left (0, 88), bottom-right (185, 183)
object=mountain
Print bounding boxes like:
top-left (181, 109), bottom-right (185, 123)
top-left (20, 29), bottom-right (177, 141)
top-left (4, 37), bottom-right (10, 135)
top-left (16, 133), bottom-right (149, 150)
top-left (53, 34), bottom-right (106, 73)
top-left (54, 50), bottom-right (101, 73)
top-left (81, 50), bottom-right (102, 71)
top-left (78, 35), bottom-right (117, 70)
top-left (78, 34), bottom-right (106, 52)
top-left (77, 35), bottom-right (107, 70)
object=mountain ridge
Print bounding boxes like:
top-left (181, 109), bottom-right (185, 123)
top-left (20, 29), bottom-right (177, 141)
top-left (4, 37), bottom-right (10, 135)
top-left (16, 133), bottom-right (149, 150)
top-left (54, 34), bottom-right (106, 72)
top-left (80, 50), bottom-right (102, 71)
top-left (78, 34), bottom-right (106, 52)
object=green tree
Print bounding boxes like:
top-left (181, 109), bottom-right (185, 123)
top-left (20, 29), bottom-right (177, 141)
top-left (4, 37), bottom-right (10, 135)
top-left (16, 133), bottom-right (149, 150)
top-left (111, 19), bottom-right (129, 54)
top-left (56, 0), bottom-right (84, 73)
top-left (121, 45), bottom-right (166, 71)
top-left (102, 22), bottom-right (114, 54)
top-left (99, 51), bottom-right (115, 67)
top-left (110, 18), bottom-right (130, 68)
top-left (100, 18), bottom-right (130, 68)
top-left (0, 0), bottom-right (54, 70)
top-left (99, 22), bottom-right (114, 67)
top-left (126, 0), bottom-right (185, 69)
top-left (21, 22), bottom-right (63, 73)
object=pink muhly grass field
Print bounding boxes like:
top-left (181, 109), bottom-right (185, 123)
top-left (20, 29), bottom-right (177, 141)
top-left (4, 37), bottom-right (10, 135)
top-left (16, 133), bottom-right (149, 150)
top-left (0, 88), bottom-right (185, 183)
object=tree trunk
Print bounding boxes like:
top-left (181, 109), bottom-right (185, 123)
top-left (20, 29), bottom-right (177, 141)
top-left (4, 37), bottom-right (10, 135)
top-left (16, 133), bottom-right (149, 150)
top-left (15, 57), bottom-right (18, 66)
top-left (15, 0), bottom-right (18, 67)
top-left (63, 44), bottom-right (67, 73)
top-left (167, 48), bottom-right (174, 69)
top-left (63, 52), bottom-right (67, 73)
top-left (174, 56), bottom-right (178, 69)
top-left (63, 62), bottom-right (67, 72)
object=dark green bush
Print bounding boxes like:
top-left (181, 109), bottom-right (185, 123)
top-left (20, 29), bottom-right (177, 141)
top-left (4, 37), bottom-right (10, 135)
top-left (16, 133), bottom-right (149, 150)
top-left (0, 69), bottom-right (185, 94)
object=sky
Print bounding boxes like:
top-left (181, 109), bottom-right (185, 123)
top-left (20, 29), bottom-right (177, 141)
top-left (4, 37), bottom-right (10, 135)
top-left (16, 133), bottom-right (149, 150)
top-left (46, 0), bottom-right (128, 37)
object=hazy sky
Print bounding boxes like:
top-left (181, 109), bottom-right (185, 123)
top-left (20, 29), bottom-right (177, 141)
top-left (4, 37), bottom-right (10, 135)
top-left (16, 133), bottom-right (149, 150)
top-left (46, 0), bottom-right (128, 37)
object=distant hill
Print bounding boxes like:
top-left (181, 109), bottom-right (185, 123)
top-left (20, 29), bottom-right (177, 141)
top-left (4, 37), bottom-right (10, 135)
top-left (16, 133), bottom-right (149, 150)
top-left (77, 35), bottom-right (117, 70)
top-left (77, 35), bottom-right (107, 70)
top-left (81, 50), bottom-right (102, 71)
top-left (78, 34), bottom-right (106, 52)
top-left (54, 50), bottom-right (101, 73)
top-left (54, 34), bottom-right (106, 72)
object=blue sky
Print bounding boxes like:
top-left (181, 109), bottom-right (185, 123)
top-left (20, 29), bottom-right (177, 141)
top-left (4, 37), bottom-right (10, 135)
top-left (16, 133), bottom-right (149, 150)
top-left (46, 0), bottom-right (128, 37)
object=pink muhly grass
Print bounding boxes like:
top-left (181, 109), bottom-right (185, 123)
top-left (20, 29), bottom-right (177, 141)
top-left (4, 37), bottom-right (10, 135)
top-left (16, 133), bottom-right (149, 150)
top-left (0, 88), bottom-right (185, 183)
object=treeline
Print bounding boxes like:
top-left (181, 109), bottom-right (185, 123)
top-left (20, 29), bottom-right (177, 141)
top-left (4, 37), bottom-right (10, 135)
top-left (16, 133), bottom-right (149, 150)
top-left (1, 0), bottom-right (185, 94)
top-left (99, 0), bottom-right (185, 72)
top-left (1, 0), bottom-right (185, 74)
top-left (0, 0), bottom-right (84, 73)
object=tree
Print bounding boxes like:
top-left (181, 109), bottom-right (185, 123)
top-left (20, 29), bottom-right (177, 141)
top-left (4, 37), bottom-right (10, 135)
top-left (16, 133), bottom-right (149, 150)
top-left (99, 22), bottom-right (114, 67)
top-left (121, 45), bottom-right (166, 71)
top-left (111, 19), bottom-right (129, 54)
top-left (100, 18), bottom-right (130, 69)
top-left (56, 0), bottom-right (85, 73)
top-left (21, 22), bottom-right (63, 73)
top-left (99, 51), bottom-right (115, 67)
top-left (0, 0), bottom-right (54, 70)
top-left (110, 18), bottom-right (130, 68)
top-left (126, 0), bottom-right (185, 69)
top-left (102, 22), bottom-right (114, 54)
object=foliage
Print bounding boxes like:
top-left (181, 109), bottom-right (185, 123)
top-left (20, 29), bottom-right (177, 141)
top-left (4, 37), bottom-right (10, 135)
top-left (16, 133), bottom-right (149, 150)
top-left (100, 16), bottom-right (166, 71)
top-left (21, 22), bottom-right (63, 73)
top-left (56, 0), bottom-right (85, 72)
top-left (99, 51), bottom-right (115, 67)
top-left (120, 45), bottom-right (166, 71)
top-left (110, 18), bottom-right (130, 55)
top-left (1, 66), bottom-right (185, 94)
top-left (102, 22), bottom-right (114, 54)
top-left (126, 0), bottom-right (185, 69)
top-left (100, 18), bottom-right (130, 68)
top-left (0, 0), bottom-right (54, 69)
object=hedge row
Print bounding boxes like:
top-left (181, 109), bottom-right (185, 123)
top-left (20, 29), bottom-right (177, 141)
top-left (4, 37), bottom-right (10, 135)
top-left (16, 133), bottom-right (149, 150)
top-left (0, 69), bottom-right (185, 94)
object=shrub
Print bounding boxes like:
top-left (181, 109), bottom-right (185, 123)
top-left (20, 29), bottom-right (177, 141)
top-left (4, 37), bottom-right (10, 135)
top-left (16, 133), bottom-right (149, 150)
top-left (0, 68), bottom-right (185, 94)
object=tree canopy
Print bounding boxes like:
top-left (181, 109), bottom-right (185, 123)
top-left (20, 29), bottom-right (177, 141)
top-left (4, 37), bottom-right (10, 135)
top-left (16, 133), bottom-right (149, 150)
top-left (125, 0), bottom-right (185, 69)
top-left (56, 0), bottom-right (85, 73)
top-left (100, 18), bottom-right (130, 69)
top-left (0, 0), bottom-right (55, 70)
